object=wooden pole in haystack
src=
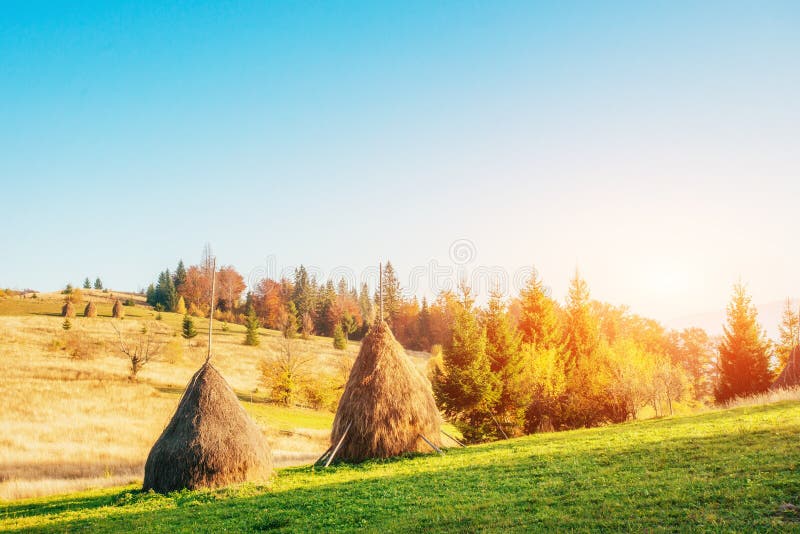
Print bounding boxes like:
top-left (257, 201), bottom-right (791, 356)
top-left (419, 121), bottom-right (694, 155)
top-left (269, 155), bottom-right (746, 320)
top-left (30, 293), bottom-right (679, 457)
top-left (324, 421), bottom-right (352, 467)
top-left (206, 257), bottom-right (216, 364)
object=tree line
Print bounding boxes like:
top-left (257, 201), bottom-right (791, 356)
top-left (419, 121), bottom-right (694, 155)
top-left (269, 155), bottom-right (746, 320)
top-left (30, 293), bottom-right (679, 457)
top-left (143, 253), bottom-right (796, 442)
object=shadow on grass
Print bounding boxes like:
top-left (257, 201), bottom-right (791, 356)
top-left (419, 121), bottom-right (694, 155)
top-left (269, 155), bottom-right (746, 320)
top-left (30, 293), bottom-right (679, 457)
top-left (7, 407), bottom-right (800, 533)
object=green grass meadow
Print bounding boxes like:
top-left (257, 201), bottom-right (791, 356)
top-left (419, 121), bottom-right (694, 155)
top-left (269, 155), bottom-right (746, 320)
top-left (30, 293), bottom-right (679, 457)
top-left (2, 401), bottom-right (799, 532)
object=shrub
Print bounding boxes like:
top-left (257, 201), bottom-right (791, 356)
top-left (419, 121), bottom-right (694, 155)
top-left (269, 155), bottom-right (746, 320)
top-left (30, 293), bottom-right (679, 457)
top-left (123, 298), bottom-right (135, 306)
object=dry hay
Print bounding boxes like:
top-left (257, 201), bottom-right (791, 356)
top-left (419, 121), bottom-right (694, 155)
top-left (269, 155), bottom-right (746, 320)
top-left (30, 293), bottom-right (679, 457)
top-left (143, 362), bottom-right (273, 492)
top-left (83, 301), bottom-right (97, 318)
top-left (61, 301), bottom-right (75, 318)
top-left (772, 345), bottom-right (800, 390)
top-left (330, 321), bottom-right (441, 463)
top-left (111, 299), bottom-right (124, 319)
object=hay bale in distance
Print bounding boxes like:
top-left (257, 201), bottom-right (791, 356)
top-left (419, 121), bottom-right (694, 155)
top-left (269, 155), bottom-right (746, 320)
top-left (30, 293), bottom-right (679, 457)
top-left (772, 345), bottom-right (800, 390)
top-left (112, 299), bottom-right (124, 319)
top-left (330, 320), bottom-right (441, 463)
top-left (84, 301), bottom-right (97, 318)
top-left (61, 301), bottom-right (76, 318)
top-left (143, 362), bottom-right (273, 492)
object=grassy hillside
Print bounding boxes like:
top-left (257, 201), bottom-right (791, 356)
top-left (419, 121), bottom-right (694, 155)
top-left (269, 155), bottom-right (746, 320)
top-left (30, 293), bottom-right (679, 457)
top-left (2, 401), bottom-right (799, 532)
top-left (0, 294), bottom-right (434, 500)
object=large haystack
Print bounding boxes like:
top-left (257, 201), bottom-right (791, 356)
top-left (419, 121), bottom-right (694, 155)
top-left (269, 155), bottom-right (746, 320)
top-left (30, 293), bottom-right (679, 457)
top-left (111, 299), bottom-right (124, 319)
top-left (143, 362), bottom-right (272, 493)
top-left (84, 301), bottom-right (97, 318)
top-left (772, 345), bottom-right (800, 390)
top-left (330, 321), bottom-right (441, 463)
top-left (61, 301), bottom-right (75, 318)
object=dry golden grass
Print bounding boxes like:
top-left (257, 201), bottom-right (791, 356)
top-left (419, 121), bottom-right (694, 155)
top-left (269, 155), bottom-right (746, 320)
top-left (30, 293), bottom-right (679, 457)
top-left (724, 386), bottom-right (800, 409)
top-left (0, 295), bottom-right (429, 501)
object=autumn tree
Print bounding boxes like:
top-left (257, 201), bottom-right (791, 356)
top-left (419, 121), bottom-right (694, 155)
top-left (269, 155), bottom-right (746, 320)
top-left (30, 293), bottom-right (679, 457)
top-left (715, 282), bottom-right (772, 403)
top-left (775, 298), bottom-right (799, 370)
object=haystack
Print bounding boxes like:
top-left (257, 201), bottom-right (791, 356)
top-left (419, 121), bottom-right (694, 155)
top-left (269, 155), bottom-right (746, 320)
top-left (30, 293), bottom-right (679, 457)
top-left (143, 362), bottom-right (272, 492)
top-left (772, 345), bottom-right (800, 390)
top-left (329, 320), bottom-right (441, 463)
top-left (111, 299), bottom-right (124, 319)
top-left (61, 301), bottom-right (75, 318)
top-left (84, 301), bottom-right (97, 318)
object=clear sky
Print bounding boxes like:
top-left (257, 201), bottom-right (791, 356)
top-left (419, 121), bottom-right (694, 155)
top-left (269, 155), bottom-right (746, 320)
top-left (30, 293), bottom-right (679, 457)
top-left (1, 1), bottom-right (798, 325)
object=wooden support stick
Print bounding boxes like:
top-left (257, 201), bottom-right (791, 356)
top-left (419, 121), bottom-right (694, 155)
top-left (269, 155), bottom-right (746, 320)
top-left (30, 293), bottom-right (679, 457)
top-left (419, 434), bottom-right (444, 456)
top-left (441, 429), bottom-right (466, 448)
top-left (314, 446), bottom-right (333, 466)
top-left (491, 414), bottom-right (509, 440)
top-left (324, 421), bottom-right (352, 468)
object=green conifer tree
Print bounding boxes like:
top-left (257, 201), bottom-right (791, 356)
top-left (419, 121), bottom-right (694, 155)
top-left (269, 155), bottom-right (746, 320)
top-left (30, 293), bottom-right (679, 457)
top-left (181, 314), bottom-right (198, 339)
top-left (432, 283), bottom-right (499, 442)
top-left (244, 304), bottom-right (260, 346)
top-left (83, 278), bottom-right (91, 289)
top-left (775, 298), bottom-right (799, 370)
top-left (715, 282), bottom-right (772, 402)
top-left (332, 323), bottom-right (347, 350)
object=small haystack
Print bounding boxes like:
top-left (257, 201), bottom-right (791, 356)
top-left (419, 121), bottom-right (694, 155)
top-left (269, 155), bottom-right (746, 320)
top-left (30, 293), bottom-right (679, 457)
top-left (329, 321), bottom-right (441, 463)
top-left (772, 345), bottom-right (800, 390)
top-left (84, 301), bottom-right (97, 318)
top-left (111, 299), bottom-right (124, 319)
top-left (61, 301), bottom-right (76, 318)
top-left (143, 362), bottom-right (273, 492)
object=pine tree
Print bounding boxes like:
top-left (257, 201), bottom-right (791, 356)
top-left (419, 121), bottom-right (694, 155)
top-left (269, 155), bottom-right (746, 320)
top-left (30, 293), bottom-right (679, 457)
top-left (244, 304), bottom-right (260, 346)
top-left (358, 282), bottom-right (374, 325)
top-left (173, 260), bottom-right (187, 293)
top-left (145, 284), bottom-right (156, 307)
top-left (484, 288), bottom-right (527, 436)
top-left (62, 318), bottom-right (72, 331)
top-left (377, 261), bottom-right (402, 325)
top-left (175, 295), bottom-right (187, 315)
top-left (315, 280), bottom-right (337, 336)
top-left (332, 323), bottom-right (347, 350)
top-left (94, 277), bottom-right (103, 290)
top-left (518, 269), bottom-right (562, 350)
top-left (416, 297), bottom-right (432, 350)
top-left (83, 278), bottom-right (91, 289)
top-left (181, 314), bottom-right (197, 339)
top-left (775, 298), bottom-right (799, 370)
top-left (562, 270), bottom-right (599, 372)
top-left (432, 284), bottom-right (499, 442)
top-left (715, 282), bottom-right (772, 402)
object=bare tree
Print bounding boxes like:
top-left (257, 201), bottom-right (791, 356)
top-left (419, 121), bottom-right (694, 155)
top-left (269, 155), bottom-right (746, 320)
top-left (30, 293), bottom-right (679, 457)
top-left (260, 336), bottom-right (314, 406)
top-left (112, 321), bottom-right (165, 380)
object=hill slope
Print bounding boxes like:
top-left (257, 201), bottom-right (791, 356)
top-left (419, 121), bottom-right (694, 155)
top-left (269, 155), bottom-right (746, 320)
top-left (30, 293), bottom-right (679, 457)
top-left (2, 401), bottom-right (799, 532)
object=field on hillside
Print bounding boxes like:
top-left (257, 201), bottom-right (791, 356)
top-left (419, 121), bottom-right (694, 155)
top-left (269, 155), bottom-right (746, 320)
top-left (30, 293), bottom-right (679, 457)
top-left (1, 401), bottom-right (799, 532)
top-left (0, 294), bottom-right (430, 500)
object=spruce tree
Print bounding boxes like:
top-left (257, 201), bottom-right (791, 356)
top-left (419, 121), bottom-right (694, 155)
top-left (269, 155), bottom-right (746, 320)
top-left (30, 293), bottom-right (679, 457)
top-left (83, 278), bottom-right (91, 289)
top-left (332, 323), bottom-right (347, 350)
top-left (484, 288), bottom-right (527, 436)
top-left (376, 261), bottom-right (402, 325)
top-left (775, 298), bottom-right (799, 370)
top-left (62, 318), bottom-right (72, 331)
top-left (562, 270), bottom-right (599, 372)
top-left (282, 302), bottom-right (299, 339)
top-left (715, 282), bottom-right (772, 402)
top-left (518, 269), bottom-right (562, 350)
top-left (173, 260), bottom-right (187, 293)
top-left (94, 277), bottom-right (103, 290)
top-left (181, 314), bottom-right (197, 339)
top-left (358, 282), bottom-right (375, 325)
top-left (432, 284), bottom-right (499, 441)
top-left (244, 304), bottom-right (260, 346)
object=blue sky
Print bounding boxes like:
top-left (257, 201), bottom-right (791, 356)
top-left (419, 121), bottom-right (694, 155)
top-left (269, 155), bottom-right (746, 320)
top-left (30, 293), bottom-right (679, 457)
top-left (1, 1), bottom-right (799, 324)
